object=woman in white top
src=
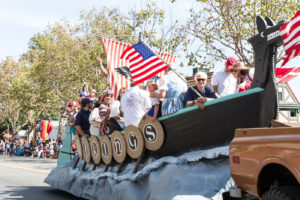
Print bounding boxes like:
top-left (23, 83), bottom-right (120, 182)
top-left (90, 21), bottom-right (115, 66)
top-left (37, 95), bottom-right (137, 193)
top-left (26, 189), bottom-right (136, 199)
top-left (89, 100), bottom-right (101, 136)
top-left (109, 87), bottom-right (127, 131)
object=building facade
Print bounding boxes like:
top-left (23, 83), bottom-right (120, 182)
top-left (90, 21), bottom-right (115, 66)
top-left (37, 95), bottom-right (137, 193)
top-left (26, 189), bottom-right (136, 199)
top-left (277, 83), bottom-right (300, 123)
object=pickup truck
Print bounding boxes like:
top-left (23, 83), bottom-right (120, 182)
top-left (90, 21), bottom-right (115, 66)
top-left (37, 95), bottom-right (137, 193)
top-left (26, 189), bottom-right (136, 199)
top-left (224, 126), bottom-right (300, 200)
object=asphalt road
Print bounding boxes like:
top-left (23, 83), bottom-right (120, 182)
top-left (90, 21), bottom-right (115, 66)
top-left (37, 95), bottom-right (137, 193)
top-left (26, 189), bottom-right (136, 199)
top-left (0, 155), bottom-right (84, 200)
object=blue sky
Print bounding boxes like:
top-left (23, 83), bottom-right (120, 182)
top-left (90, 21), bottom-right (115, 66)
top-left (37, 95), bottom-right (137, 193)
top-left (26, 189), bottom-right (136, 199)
top-left (1, 0), bottom-right (299, 99)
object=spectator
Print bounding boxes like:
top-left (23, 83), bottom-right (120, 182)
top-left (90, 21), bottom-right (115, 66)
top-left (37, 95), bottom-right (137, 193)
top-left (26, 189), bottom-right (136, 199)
top-left (185, 72), bottom-right (216, 108)
top-left (0, 140), bottom-right (4, 155)
top-left (36, 119), bottom-right (42, 137)
top-left (38, 144), bottom-right (45, 158)
top-left (16, 145), bottom-right (22, 156)
top-left (30, 138), bottom-right (36, 148)
top-left (37, 137), bottom-right (42, 145)
top-left (211, 57), bottom-right (238, 98)
top-left (121, 83), bottom-right (151, 127)
top-left (6, 142), bottom-right (10, 156)
top-left (75, 98), bottom-right (93, 137)
top-left (9, 141), bottom-right (15, 157)
top-left (150, 67), bottom-right (187, 116)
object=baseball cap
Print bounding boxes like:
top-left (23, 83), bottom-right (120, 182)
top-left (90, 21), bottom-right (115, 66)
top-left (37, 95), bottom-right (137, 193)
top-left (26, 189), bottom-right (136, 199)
top-left (225, 57), bottom-right (238, 70)
top-left (81, 98), bottom-right (93, 107)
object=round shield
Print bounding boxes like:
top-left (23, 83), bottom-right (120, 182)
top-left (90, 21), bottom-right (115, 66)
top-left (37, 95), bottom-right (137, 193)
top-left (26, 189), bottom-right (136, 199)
top-left (75, 134), bottom-right (83, 160)
top-left (111, 131), bottom-right (127, 164)
top-left (124, 125), bottom-right (144, 159)
top-left (81, 136), bottom-right (91, 164)
top-left (99, 135), bottom-right (112, 165)
top-left (89, 135), bottom-right (101, 164)
top-left (138, 116), bottom-right (165, 151)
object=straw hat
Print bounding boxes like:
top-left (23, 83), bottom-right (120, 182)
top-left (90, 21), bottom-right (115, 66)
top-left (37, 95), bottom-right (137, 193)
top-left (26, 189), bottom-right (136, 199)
top-left (236, 62), bottom-right (250, 70)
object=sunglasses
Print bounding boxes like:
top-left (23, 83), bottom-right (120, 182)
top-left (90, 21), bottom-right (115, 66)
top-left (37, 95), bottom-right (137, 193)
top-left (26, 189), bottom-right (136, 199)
top-left (196, 78), bottom-right (206, 82)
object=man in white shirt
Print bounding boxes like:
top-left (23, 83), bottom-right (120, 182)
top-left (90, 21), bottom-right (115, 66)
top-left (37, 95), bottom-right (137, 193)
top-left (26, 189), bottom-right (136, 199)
top-left (121, 83), bottom-right (151, 127)
top-left (211, 57), bottom-right (238, 98)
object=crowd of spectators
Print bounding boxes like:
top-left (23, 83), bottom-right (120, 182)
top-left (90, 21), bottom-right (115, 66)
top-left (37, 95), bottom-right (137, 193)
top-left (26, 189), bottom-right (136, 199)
top-left (0, 138), bottom-right (62, 159)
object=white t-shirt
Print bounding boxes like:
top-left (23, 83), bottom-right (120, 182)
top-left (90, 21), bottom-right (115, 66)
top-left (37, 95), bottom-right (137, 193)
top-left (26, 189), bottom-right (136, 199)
top-left (89, 107), bottom-right (100, 136)
top-left (211, 70), bottom-right (237, 97)
top-left (110, 100), bottom-right (125, 129)
top-left (110, 100), bottom-right (121, 118)
top-left (121, 86), bottom-right (151, 127)
top-left (151, 89), bottom-right (160, 106)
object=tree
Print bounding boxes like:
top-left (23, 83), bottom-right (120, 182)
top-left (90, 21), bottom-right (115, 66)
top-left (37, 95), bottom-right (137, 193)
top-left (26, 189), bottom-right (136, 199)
top-left (182, 0), bottom-right (300, 69)
top-left (0, 58), bottom-right (32, 138)
top-left (24, 22), bottom-right (107, 138)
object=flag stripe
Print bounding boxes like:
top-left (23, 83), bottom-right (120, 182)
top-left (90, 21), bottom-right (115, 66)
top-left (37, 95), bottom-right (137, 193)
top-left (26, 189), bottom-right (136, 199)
top-left (283, 33), bottom-right (300, 53)
top-left (276, 11), bottom-right (300, 83)
top-left (131, 59), bottom-right (165, 76)
top-left (131, 57), bottom-right (160, 74)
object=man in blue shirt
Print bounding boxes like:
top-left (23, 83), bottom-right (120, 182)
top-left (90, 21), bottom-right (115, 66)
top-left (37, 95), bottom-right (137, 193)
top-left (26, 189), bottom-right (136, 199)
top-left (75, 98), bottom-right (93, 137)
top-left (185, 72), bottom-right (216, 108)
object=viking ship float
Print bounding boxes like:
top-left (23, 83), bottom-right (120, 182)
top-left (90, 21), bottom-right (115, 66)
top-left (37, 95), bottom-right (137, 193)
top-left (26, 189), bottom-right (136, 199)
top-left (59, 16), bottom-right (285, 173)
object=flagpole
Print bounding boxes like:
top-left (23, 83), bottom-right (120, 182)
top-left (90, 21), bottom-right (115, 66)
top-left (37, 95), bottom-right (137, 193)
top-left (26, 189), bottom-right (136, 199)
top-left (140, 39), bottom-right (202, 98)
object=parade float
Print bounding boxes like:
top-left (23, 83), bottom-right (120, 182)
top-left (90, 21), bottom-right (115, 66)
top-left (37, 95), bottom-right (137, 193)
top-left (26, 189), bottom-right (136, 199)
top-left (45, 15), bottom-right (286, 199)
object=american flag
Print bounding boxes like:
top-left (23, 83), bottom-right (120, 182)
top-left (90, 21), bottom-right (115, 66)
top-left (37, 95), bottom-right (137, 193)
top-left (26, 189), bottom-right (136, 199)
top-left (102, 38), bottom-right (177, 98)
top-left (276, 10), bottom-right (300, 83)
top-left (120, 42), bottom-right (173, 84)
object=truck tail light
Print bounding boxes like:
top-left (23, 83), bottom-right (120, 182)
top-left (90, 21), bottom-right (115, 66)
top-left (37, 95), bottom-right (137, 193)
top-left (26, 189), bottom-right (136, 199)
top-left (232, 156), bottom-right (240, 164)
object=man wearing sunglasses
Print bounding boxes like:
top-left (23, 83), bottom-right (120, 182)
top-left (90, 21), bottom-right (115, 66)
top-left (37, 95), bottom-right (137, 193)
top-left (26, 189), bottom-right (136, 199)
top-left (185, 72), bottom-right (216, 108)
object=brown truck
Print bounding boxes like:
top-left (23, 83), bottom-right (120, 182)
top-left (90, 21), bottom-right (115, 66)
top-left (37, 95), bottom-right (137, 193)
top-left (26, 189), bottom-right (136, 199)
top-left (225, 126), bottom-right (300, 199)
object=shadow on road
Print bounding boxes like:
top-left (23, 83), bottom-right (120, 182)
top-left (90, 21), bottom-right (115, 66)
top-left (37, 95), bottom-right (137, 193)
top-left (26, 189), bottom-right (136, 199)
top-left (0, 186), bottom-right (85, 200)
